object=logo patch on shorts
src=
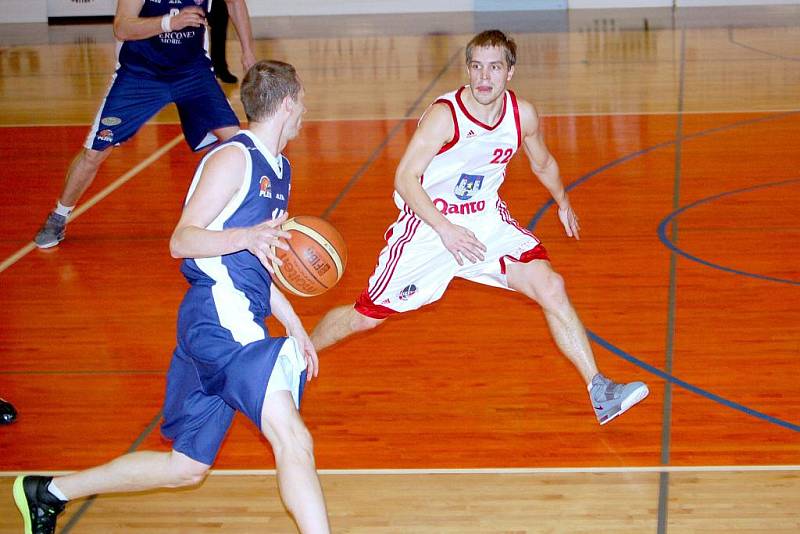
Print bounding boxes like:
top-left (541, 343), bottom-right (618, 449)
top-left (100, 116), bottom-right (121, 126)
top-left (454, 173), bottom-right (484, 200)
top-left (97, 129), bottom-right (114, 143)
top-left (398, 284), bottom-right (417, 301)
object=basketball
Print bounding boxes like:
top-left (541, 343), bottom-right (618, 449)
top-left (270, 216), bottom-right (348, 297)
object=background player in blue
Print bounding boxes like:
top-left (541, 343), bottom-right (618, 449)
top-left (33, 0), bottom-right (257, 249)
top-left (15, 61), bottom-right (332, 534)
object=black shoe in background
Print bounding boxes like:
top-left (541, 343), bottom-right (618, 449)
top-left (215, 68), bottom-right (238, 84)
top-left (0, 397), bottom-right (17, 424)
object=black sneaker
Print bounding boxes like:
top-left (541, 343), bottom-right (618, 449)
top-left (214, 68), bottom-right (238, 84)
top-left (13, 476), bottom-right (66, 534)
top-left (0, 397), bottom-right (17, 424)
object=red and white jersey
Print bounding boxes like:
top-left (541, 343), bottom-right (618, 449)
top-left (393, 85), bottom-right (522, 219)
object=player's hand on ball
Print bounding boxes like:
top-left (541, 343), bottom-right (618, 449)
top-left (557, 204), bottom-right (581, 240)
top-left (437, 221), bottom-right (487, 265)
top-left (245, 212), bottom-right (291, 273)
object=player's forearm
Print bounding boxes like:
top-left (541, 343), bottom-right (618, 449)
top-left (269, 288), bottom-right (303, 333)
top-left (113, 15), bottom-right (166, 41)
top-left (225, 0), bottom-right (256, 59)
top-left (533, 157), bottom-right (569, 208)
top-left (169, 226), bottom-right (249, 260)
top-left (394, 173), bottom-right (450, 232)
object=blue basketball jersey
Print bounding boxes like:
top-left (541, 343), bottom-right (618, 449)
top-left (180, 130), bottom-right (292, 319)
top-left (119, 0), bottom-right (212, 78)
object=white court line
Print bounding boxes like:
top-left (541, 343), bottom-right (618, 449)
top-left (2, 107), bottom-right (799, 128)
top-left (0, 134), bottom-right (184, 275)
top-left (2, 465), bottom-right (800, 478)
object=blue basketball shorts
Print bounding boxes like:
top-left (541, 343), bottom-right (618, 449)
top-left (84, 66), bottom-right (239, 152)
top-left (160, 287), bottom-right (307, 465)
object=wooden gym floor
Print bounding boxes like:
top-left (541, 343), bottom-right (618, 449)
top-left (0, 5), bottom-right (799, 533)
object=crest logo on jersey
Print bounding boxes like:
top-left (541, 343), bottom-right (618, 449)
top-left (398, 284), bottom-right (417, 301)
top-left (466, 129), bottom-right (476, 138)
top-left (454, 173), bottom-right (484, 200)
top-left (97, 129), bottom-right (114, 143)
top-left (100, 116), bottom-right (121, 127)
top-left (259, 176), bottom-right (272, 198)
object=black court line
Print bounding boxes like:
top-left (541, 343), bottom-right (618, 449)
top-left (54, 46), bottom-right (465, 533)
top-left (657, 26), bottom-right (687, 534)
top-left (60, 410), bottom-right (163, 534)
top-left (728, 27), bottom-right (800, 62)
top-left (321, 47), bottom-right (464, 220)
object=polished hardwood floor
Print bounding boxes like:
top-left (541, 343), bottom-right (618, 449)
top-left (0, 5), bottom-right (799, 533)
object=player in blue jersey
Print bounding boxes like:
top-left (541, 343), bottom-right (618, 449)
top-left (33, 0), bottom-right (257, 249)
top-left (15, 61), bottom-right (331, 534)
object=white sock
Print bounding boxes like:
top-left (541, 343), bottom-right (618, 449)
top-left (54, 201), bottom-right (74, 218)
top-left (47, 480), bottom-right (69, 502)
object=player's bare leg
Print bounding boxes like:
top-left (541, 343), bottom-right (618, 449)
top-left (506, 259), bottom-right (648, 424)
top-left (261, 390), bottom-right (330, 534)
top-left (506, 260), bottom-right (597, 382)
top-left (60, 147), bottom-right (114, 207)
top-left (54, 450), bottom-right (209, 499)
top-left (310, 305), bottom-right (384, 351)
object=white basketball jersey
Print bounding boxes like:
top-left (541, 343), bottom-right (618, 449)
top-left (394, 86), bottom-right (522, 219)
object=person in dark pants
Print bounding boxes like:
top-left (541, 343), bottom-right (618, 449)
top-left (1, 398), bottom-right (17, 424)
top-left (209, 0), bottom-right (238, 83)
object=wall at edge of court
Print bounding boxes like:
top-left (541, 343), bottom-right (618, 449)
top-left (1, 0), bottom-right (798, 23)
top-left (0, 0), bottom-right (47, 23)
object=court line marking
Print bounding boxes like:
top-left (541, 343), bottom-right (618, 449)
top-left (3, 108), bottom-right (800, 129)
top-left (657, 178), bottom-right (800, 285)
top-left (0, 134), bottom-right (184, 275)
top-left (658, 26), bottom-right (688, 534)
top-left (3, 465), bottom-right (800, 477)
top-left (529, 110), bottom-right (800, 434)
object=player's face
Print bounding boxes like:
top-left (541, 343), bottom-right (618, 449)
top-left (286, 87), bottom-right (306, 140)
top-left (467, 46), bottom-right (514, 105)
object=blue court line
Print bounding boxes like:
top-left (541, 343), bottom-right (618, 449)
top-left (657, 178), bottom-right (800, 286)
top-left (527, 113), bottom-right (800, 434)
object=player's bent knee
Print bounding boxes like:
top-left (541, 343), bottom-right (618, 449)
top-left (165, 452), bottom-right (211, 487)
top-left (81, 147), bottom-right (112, 167)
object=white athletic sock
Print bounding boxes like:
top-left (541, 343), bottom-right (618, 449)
top-left (54, 201), bottom-right (74, 218)
top-left (47, 480), bottom-right (69, 502)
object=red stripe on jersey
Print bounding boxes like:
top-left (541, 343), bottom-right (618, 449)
top-left (455, 86), bottom-right (507, 131)
top-left (497, 199), bottom-right (537, 239)
top-left (509, 89), bottom-right (522, 149)
top-left (368, 216), bottom-right (421, 302)
top-left (433, 99), bottom-right (460, 155)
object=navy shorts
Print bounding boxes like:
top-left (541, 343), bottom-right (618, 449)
top-left (84, 66), bottom-right (239, 152)
top-left (160, 286), bottom-right (307, 465)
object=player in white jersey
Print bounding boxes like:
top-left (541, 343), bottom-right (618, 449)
top-left (312, 30), bottom-right (649, 425)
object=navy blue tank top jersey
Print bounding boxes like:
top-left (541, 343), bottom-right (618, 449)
top-left (118, 0), bottom-right (212, 78)
top-left (180, 130), bottom-right (291, 318)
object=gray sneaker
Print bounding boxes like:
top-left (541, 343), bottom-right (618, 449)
top-left (590, 373), bottom-right (649, 425)
top-left (34, 212), bottom-right (67, 248)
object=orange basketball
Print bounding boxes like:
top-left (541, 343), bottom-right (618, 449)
top-left (270, 216), bottom-right (347, 297)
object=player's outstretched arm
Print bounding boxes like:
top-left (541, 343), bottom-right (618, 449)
top-left (225, 0), bottom-right (257, 72)
top-left (114, 0), bottom-right (206, 42)
top-left (519, 99), bottom-right (581, 240)
top-left (270, 288), bottom-right (319, 381)
top-left (394, 103), bottom-right (487, 264)
top-left (169, 146), bottom-right (291, 264)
